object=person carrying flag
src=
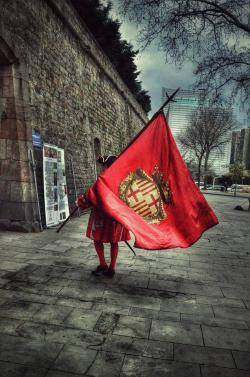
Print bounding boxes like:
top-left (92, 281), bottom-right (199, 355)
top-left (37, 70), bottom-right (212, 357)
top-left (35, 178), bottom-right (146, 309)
top-left (76, 155), bottom-right (130, 277)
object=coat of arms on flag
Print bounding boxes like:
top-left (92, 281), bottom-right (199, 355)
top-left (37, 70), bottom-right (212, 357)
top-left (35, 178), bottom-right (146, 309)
top-left (119, 166), bottom-right (171, 224)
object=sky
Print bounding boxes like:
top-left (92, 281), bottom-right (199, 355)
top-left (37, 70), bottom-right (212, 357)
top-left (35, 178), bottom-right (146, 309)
top-left (108, 0), bottom-right (249, 125)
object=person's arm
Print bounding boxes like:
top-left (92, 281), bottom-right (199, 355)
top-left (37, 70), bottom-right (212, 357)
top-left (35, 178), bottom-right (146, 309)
top-left (76, 194), bottom-right (91, 210)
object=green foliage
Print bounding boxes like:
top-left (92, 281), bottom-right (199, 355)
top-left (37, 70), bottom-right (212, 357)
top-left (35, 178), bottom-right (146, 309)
top-left (229, 162), bottom-right (245, 182)
top-left (71, 0), bottom-right (151, 113)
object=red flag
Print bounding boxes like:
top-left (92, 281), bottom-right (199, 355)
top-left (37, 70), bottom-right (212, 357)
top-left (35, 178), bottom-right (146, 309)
top-left (85, 112), bottom-right (218, 249)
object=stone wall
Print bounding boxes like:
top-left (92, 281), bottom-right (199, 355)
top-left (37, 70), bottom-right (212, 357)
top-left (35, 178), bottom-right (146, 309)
top-left (0, 0), bottom-right (147, 231)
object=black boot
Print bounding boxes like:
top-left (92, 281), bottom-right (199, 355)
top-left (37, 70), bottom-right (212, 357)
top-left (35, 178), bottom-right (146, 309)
top-left (91, 265), bottom-right (108, 276)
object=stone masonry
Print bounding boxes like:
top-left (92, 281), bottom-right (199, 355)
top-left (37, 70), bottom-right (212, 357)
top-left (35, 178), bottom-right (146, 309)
top-left (0, 0), bottom-right (147, 231)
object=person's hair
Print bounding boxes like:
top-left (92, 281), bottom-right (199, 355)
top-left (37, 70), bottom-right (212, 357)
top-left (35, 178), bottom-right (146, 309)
top-left (97, 155), bottom-right (117, 168)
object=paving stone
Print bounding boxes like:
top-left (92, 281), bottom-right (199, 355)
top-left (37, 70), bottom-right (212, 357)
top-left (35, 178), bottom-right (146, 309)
top-left (221, 287), bottom-right (250, 300)
top-left (195, 295), bottom-right (245, 308)
top-left (55, 297), bottom-right (93, 310)
top-left (120, 355), bottom-right (201, 377)
top-left (92, 302), bottom-right (130, 315)
top-left (143, 339), bottom-right (173, 359)
top-left (213, 306), bottom-right (250, 322)
top-left (113, 315), bottom-right (151, 338)
top-left (32, 304), bottom-right (73, 325)
top-left (0, 289), bottom-right (56, 305)
top-left (0, 300), bottom-right (42, 320)
top-left (202, 325), bottom-right (250, 351)
top-left (149, 278), bottom-right (223, 296)
top-left (181, 313), bottom-right (248, 329)
top-left (0, 361), bottom-right (46, 377)
top-left (46, 371), bottom-right (84, 377)
top-left (232, 350), bottom-right (250, 370)
top-left (93, 312), bottom-right (120, 334)
top-left (0, 317), bottom-right (23, 336)
top-left (64, 308), bottom-right (101, 330)
top-left (150, 319), bottom-right (203, 345)
top-left (201, 365), bottom-right (250, 377)
top-left (160, 300), bottom-right (213, 315)
top-left (86, 351), bottom-right (124, 377)
top-left (174, 343), bottom-right (235, 368)
top-left (0, 334), bottom-right (62, 368)
top-left (52, 344), bottom-right (97, 374)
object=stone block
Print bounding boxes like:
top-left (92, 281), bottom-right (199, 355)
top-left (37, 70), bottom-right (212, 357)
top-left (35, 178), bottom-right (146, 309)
top-left (64, 308), bottom-right (102, 331)
top-left (0, 361), bottom-right (46, 377)
top-left (52, 344), bottom-right (97, 374)
top-left (0, 334), bottom-right (63, 367)
top-left (120, 356), bottom-right (201, 377)
top-left (0, 139), bottom-right (7, 159)
top-left (202, 324), bottom-right (250, 351)
top-left (150, 319), bottom-right (203, 346)
top-left (201, 365), bottom-right (250, 377)
top-left (174, 343), bottom-right (235, 368)
top-left (113, 315), bottom-right (151, 338)
top-left (6, 139), bottom-right (29, 161)
top-left (10, 181), bottom-right (36, 202)
top-left (232, 350), bottom-right (250, 370)
top-left (0, 180), bottom-right (11, 200)
top-left (0, 159), bottom-right (32, 182)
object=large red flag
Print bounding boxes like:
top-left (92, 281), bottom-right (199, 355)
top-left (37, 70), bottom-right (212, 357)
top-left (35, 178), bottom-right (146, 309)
top-left (85, 112), bottom-right (218, 249)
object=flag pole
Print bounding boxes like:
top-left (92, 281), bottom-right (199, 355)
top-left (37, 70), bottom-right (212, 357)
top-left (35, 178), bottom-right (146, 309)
top-left (117, 88), bottom-right (180, 158)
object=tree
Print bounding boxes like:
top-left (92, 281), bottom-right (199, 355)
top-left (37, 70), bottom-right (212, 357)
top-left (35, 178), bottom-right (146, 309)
top-left (178, 116), bottom-right (206, 186)
top-left (119, 0), bottom-right (250, 107)
top-left (178, 105), bottom-right (234, 186)
top-left (229, 161), bottom-right (245, 195)
top-left (71, 0), bottom-right (151, 113)
top-left (200, 107), bottom-right (235, 186)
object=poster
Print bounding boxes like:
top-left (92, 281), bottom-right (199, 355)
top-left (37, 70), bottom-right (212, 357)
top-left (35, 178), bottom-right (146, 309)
top-left (43, 144), bottom-right (69, 227)
top-left (57, 148), bottom-right (69, 222)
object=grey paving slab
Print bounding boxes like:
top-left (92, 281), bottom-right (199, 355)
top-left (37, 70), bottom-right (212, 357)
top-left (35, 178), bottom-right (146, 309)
top-left (113, 314), bottom-right (151, 338)
top-left (17, 321), bottom-right (105, 347)
top-left (120, 355), bottom-right (201, 377)
top-left (0, 334), bottom-right (62, 368)
top-left (213, 306), bottom-right (250, 322)
top-left (201, 365), bottom-right (250, 377)
top-left (181, 313), bottom-right (248, 329)
top-left (174, 343), bottom-right (235, 368)
top-left (150, 319), bottom-right (203, 345)
top-left (85, 351), bottom-right (124, 377)
top-left (0, 300), bottom-right (42, 320)
top-left (232, 350), bottom-right (250, 370)
top-left (52, 344), bottom-right (97, 374)
top-left (202, 324), bottom-right (250, 351)
top-left (149, 278), bottom-right (223, 296)
top-left (0, 317), bottom-right (23, 336)
top-left (32, 304), bottom-right (73, 325)
top-left (0, 361), bottom-right (46, 377)
top-left (64, 308), bottom-right (102, 331)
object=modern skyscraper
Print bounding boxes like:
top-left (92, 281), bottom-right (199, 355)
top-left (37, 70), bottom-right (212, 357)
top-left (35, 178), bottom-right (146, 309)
top-left (162, 87), bottom-right (232, 176)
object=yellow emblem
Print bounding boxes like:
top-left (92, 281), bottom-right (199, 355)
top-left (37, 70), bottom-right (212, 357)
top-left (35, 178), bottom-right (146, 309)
top-left (119, 166), bottom-right (171, 224)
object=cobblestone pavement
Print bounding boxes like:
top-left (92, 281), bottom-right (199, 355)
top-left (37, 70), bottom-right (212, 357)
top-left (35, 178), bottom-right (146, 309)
top-left (0, 195), bottom-right (250, 377)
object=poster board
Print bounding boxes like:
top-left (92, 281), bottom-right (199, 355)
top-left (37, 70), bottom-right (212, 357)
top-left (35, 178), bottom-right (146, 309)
top-left (57, 148), bottom-right (69, 222)
top-left (43, 144), bottom-right (69, 227)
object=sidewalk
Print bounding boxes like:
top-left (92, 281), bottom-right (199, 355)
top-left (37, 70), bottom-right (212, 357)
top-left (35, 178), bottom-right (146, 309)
top-left (0, 195), bottom-right (250, 377)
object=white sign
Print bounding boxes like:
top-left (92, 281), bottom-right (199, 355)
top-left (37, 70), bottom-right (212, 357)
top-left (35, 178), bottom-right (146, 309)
top-left (43, 144), bottom-right (69, 227)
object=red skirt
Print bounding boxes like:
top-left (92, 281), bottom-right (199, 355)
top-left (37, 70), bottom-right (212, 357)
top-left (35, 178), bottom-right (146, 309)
top-left (86, 207), bottom-right (130, 243)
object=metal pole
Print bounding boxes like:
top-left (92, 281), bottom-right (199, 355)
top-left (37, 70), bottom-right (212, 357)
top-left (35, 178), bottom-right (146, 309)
top-left (71, 157), bottom-right (80, 217)
top-left (29, 149), bottom-right (43, 231)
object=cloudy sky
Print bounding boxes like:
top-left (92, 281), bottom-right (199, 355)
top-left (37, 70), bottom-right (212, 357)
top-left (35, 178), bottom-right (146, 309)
top-left (108, 1), bottom-right (248, 125)
top-left (108, 2), bottom-right (199, 115)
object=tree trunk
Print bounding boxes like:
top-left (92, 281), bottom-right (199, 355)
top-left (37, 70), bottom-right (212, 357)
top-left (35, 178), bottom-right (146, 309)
top-left (197, 156), bottom-right (203, 187)
top-left (203, 152), bottom-right (210, 189)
